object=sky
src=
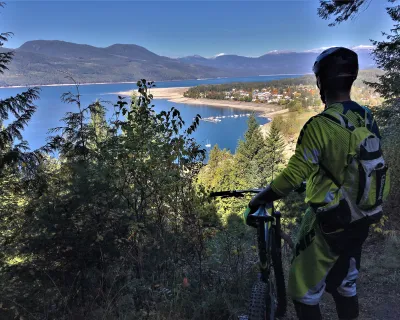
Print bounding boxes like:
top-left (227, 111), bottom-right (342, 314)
top-left (0, 0), bottom-right (394, 58)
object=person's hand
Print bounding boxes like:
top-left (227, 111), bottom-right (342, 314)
top-left (248, 195), bottom-right (261, 212)
top-left (244, 186), bottom-right (283, 228)
top-left (243, 206), bottom-right (258, 228)
top-left (249, 185), bottom-right (273, 210)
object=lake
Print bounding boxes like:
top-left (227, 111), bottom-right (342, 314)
top-left (0, 75), bottom-right (302, 153)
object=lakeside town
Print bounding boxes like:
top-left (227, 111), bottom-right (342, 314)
top-left (183, 73), bottom-right (384, 110)
top-left (221, 85), bottom-right (317, 104)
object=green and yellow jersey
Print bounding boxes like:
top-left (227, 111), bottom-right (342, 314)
top-left (270, 101), bottom-right (381, 210)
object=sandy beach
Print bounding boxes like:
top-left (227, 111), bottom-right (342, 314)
top-left (117, 87), bottom-right (288, 117)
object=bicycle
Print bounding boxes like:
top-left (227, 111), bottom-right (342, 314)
top-left (210, 189), bottom-right (287, 320)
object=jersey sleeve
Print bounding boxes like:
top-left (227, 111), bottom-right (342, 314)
top-left (271, 117), bottom-right (324, 196)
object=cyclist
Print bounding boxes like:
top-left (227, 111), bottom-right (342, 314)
top-left (245, 47), bottom-right (389, 320)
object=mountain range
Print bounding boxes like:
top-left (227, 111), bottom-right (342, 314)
top-left (0, 40), bottom-right (376, 87)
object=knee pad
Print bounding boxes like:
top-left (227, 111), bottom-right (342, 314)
top-left (293, 300), bottom-right (322, 320)
top-left (331, 292), bottom-right (359, 319)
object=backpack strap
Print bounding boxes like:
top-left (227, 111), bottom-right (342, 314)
top-left (318, 111), bottom-right (355, 132)
top-left (361, 106), bottom-right (376, 133)
top-left (316, 112), bottom-right (350, 189)
top-left (319, 161), bottom-right (343, 189)
top-left (318, 113), bottom-right (342, 126)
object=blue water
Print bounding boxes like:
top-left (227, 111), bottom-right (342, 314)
top-left (0, 75), bottom-right (301, 153)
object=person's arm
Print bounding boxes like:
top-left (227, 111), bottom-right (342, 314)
top-left (250, 117), bottom-right (324, 208)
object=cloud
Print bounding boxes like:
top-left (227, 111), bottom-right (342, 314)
top-left (351, 45), bottom-right (374, 50)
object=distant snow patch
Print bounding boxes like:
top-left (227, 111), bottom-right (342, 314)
top-left (351, 45), bottom-right (374, 50)
top-left (266, 50), bottom-right (294, 54)
top-left (304, 45), bottom-right (374, 53)
top-left (304, 46), bottom-right (339, 53)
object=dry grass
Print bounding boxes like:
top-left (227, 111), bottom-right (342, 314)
top-left (261, 109), bottom-right (319, 158)
top-left (277, 109), bottom-right (319, 133)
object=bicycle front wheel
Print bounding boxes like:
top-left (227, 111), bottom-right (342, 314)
top-left (248, 279), bottom-right (269, 320)
top-left (248, 227), bottom-right (286, 320)
top-left (247, 275), bottom-right (277, 320)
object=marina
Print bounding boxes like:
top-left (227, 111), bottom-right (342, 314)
top-left (200, 113), bottom-right (252, 123)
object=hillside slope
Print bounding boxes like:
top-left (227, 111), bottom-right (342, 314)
top-left (0, 40), bottom-right (229, 86)
top-left (0, 41), bottom-right (376, 86)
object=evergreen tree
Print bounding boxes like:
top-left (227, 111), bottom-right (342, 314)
top-left (0, 15), bottom-right (40, 171)
top-left (235, 114), bottom-right (268, 188)
top-left (237, 114), bottom-right (265, 160)
top-left (265, 120), bottom-right (286, 180)
top-left (318, 0), bottom-right (370, 26)
top-left (208, 144), bottom-right (223, 172)
top-left (365, 5), bottom-right (400, 125)
top-left (89, 100), bottom-right (109, 147)
top-left (198, 145), bottom-right (240, 219)
top-left (201, 144), bottom-right (236, 192)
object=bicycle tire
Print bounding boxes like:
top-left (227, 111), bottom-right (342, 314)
top-left (248, 280), bottom-right (269, 320)
top-left (270, 227), bottom-right (287, 318)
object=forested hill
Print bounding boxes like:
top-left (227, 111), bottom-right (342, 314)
top-left (0, 40), bottom-right (376, 86)
top-left (184, 69), bottom-right (384, 97)
top-left (0, 40), bottom-right (229, 86)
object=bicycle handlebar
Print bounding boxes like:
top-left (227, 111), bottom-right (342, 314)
top-left (209, 189), bottom-right (263, 198)
top-left (210, 182), bottom-right (306, 199)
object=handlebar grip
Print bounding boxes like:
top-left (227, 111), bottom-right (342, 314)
top-left (209, 189), bottom-right (261, 198)
top-left (209, 191), bottom-right (230, 197)
top-left (209, 190), bottom-right (244, 198)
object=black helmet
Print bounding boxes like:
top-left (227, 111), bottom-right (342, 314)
top-left (313, 47), bottom-right (359, 80)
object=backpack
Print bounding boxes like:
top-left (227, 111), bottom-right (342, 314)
top-left (318, 107), bottom-right (390, 223)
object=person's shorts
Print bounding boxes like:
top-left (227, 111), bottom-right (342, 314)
top-left (288, 207), bottom-right (369, 305)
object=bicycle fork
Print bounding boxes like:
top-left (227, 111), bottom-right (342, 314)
top-left (257, 210), bottom-right (282, 283)
top-left (258, 219), bottom-right (270, 283)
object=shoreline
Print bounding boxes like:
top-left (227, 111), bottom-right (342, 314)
top-left (1, 80), bottom-right (290, 117)
top-left (0, 73), bottom-right (307, 89)
top-left (0, 81), bottom-right (141, 89)
top-left (117, 87), bottom-right (289, 116)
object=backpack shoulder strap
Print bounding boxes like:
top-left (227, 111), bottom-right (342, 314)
top-left (318, 112), bottom-right (341, 125)
top-left (316, 109), bottom-right (357, 188)
top-left (317, 111), bottom-right (354, 132)
top-left (314, 112), bottom-right (346, 188)
top-left (361, 105), bottom-right (378, 134)
top-left (319, 161), bottom-right (343, 188)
